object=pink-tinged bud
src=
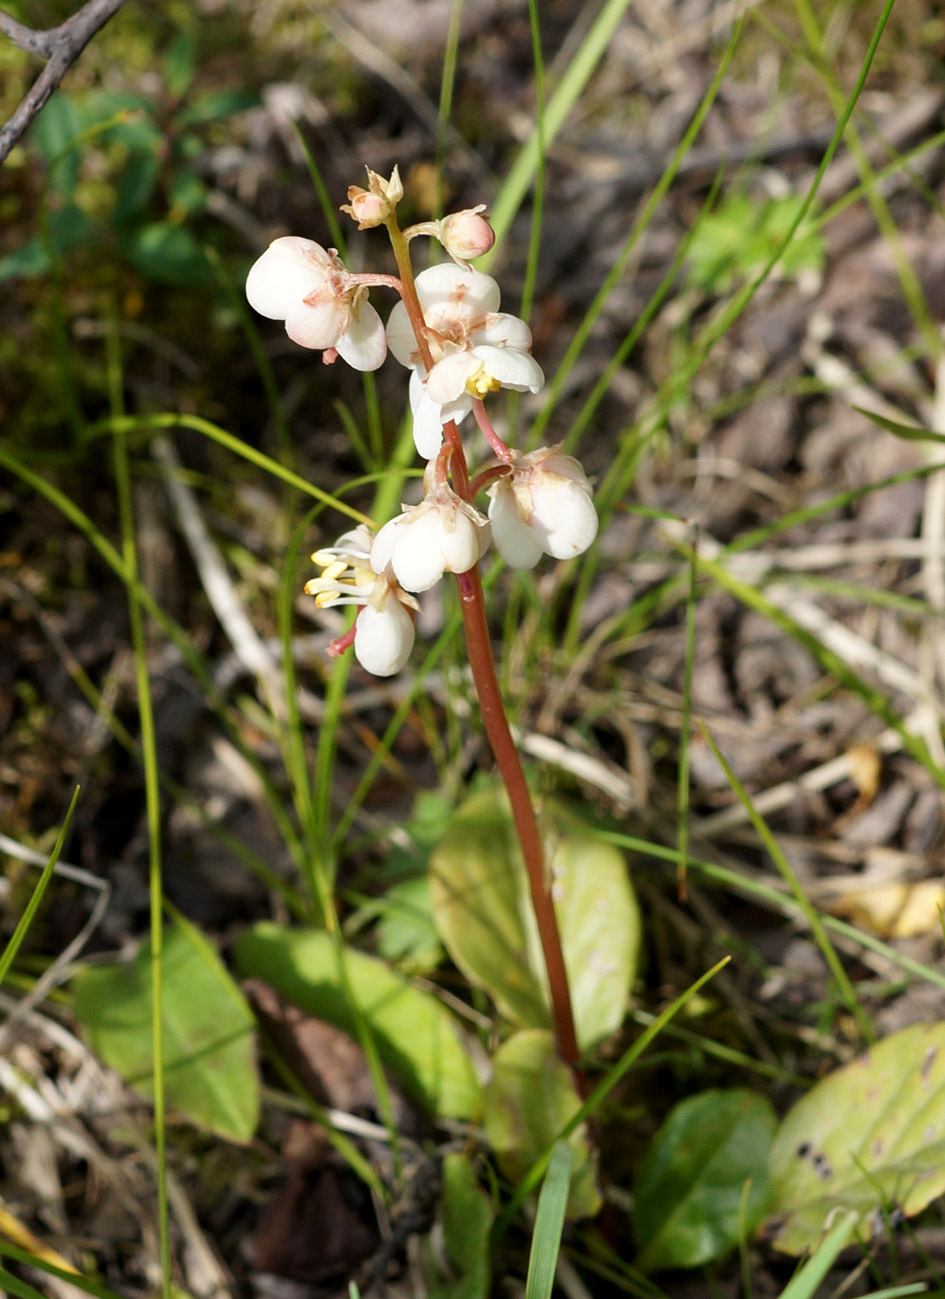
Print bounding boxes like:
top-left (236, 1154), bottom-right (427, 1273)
top-left (340, 164), bottom-right (404, 227)
top-left (439, 206), bottom-right (495, 263)
top-left (342, 187), bottom-right (390, 228)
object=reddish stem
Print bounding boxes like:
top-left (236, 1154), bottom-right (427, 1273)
top-left (454, 565), bottom-right (581, 1069)
top-left (382, 209), bottom-right (579, 1069)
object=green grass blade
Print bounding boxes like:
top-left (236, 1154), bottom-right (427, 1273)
top-left (108, 327), bottom-right (171, 1297)
top-left (777, 1211), bottom-right (859, 1299)
top-left (0, 787), bottom-right (80, 989)
top-left (595, 828), bottom-right (945, 993)
top-left (85, 412), bottom-right (371, 526)
top-left (493, 957), bottom-right (730, 1239)
top-left (696, 552), bottom-right (945, 791)
top-left (676, 543), bottom-right (697, 900)
top-left (535, 32), bottom-right (738, 451)
top-left (480, 0), bottom-right (637, 261)
top-left (699, 724), bottom-right (872, 1042)
top-left (0, 1243), bottom-right (128, 1299)
top-left (526, 1142), bottom-right (573, 1299)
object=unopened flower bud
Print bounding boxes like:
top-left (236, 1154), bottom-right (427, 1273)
top-left (341, 164), bottom-right (404, 227)
top-left (439, 206), bottom-right (495, 264)
top-left (342, 188), bottom-right (390, 228)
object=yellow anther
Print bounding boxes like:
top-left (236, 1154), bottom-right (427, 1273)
top-left (464, 362), bottom-right (501, 398)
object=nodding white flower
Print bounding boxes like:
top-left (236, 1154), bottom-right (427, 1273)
top-left (386, 264), bottom-right (543, 457)
top-left (246, 237), bottom-right (387, 371)
top-left (304, 525), bottom-right (418, 676)
top-left (371, 485), bottom-right (491, 593)
top-left (487, 447), bottom-right (598, 570)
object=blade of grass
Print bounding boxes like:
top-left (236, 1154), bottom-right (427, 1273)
top-left (584, 0), bottom-right (897, 599)
top-left (695, 550), bottom-right (945, 792)
top-left (676, 541), bottom-right (697, 901)
top-left (595, 828), bottom-right (945, 993)
top-left (700, 724), bottom-right (873, 1041)
top-left (0, 441), bottom-right (312, 881)
top-left (434, 0), bottom-right (464, 218)
top-left (525, 1142), bottom-right (573, 1299)
top-left (0, 787), bottom-right (80, 990)
top-left (534, 32), bottom-right (738, 451)
top-left (481, 0), bottom-right (639, 260)
top-left (778, 1211), bottom-right (859, 1299)
top-left (0, 1242), bottom-right (130, 1299)
top-left (106, 325), bottom-right (171, 1296)
top-left (84, 412), bottom-right (371, 526)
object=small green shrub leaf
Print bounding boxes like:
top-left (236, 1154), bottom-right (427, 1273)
top-left (72, 912), bottom-right (259, 1142)
top-left (430, 788), bottom-right (639, 1050)
top-left (633, 1089), bottom-right (776, 1272)
top-left (428, 1153), bottom-right (493, 1299)
top-left (481, 1028), bottom-right (601, 1221)
top-left (765, 1022), bottom-right (945, 1255)
top-left (232, 922), bottom-right (479, 1118)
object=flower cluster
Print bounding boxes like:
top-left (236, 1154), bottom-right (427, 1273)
top-left (246, 167), bottom-right (599, 676)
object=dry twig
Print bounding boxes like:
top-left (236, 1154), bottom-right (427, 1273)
top-left (0, 0), bottom-right (130, 165)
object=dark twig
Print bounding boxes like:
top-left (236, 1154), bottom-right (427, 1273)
top-left (0, 0), bottom-right (130, 166)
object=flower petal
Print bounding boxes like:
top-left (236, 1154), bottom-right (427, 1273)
top-left (245, 236), bottom-right (331, 320)
top-left (488, 480), bottom-right (544, 569)
top-left (370, 516), bottom-right (401, 575)
top-left (471, 344), bottom-right (544, 393)
top-left (426, 351), bottom-right (481, 405)
top-left (414, 264), bottom-right (501, 315)
top-left (474, 312), bottom-right (533, 352)
top-left (412, 388), bottom-right (447, 459)
top-left (386, 300), bottom-right (420, 367)
top-left (336, 299), bottom-right (387, 371)
top-left (354, 601), bottom-right (415, 676)
top-left (283, 296), bottom-right (347, 350)
top-left (532, 482), bottom-right (599, 559)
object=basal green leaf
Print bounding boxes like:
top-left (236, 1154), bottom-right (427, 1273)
top-left (430, 788), bottom-right (640, 1050)
top-left (429, 1153), bottom-right (494, 1299)
top-left (482, 1029), bottom-right (601, 1221)
top-left (634, 1089), bottom-right (776, 1272)
top-left (73, 913), bottom-right (259, 1142)
top-left (765, 1022), bottom-right (945, 1254)
top-left (233, 922), bottom-right (479, 1119)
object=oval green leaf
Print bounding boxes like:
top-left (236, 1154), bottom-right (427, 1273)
top-left (633, 1088), bottom-right (776, 1272)
top-left (482, 1028), bottom-right (601, 1221)
top-left (72, 912), bottom-right (259, 1143)
top-left (765, 1022), bottom-right (945, 1255)
top-left (429, 788), bottom-right (640, 1050)
top-left (428, 1153), bottom-right (494, 1299)
top-left (232, 922), bottom-right (479, 1119)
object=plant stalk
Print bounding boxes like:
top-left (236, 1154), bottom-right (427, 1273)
top-left (384, 209), bottom-right (580, 1068)
top-left (455, 564), bottom-right (581, 1067)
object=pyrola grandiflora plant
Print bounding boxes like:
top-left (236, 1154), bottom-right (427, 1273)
top-left (246, 165), bottom-right (599, 1071)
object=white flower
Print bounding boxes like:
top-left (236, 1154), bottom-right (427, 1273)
top-left (246, 236), bottom-right (387, 371)
top-left (371, 485), bottom-right (491, 592)
top-left (386, 264), bottom-right (543, 456)
top-left (487, 448), bottom-right (598, 569)
top-left (304, 525), bottom-right (418, 675)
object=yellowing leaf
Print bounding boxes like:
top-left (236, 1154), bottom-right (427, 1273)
top-left (765, 1022), bottom-right (945, 1254)
top-left (828, 880), bottom-right (945, 939)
